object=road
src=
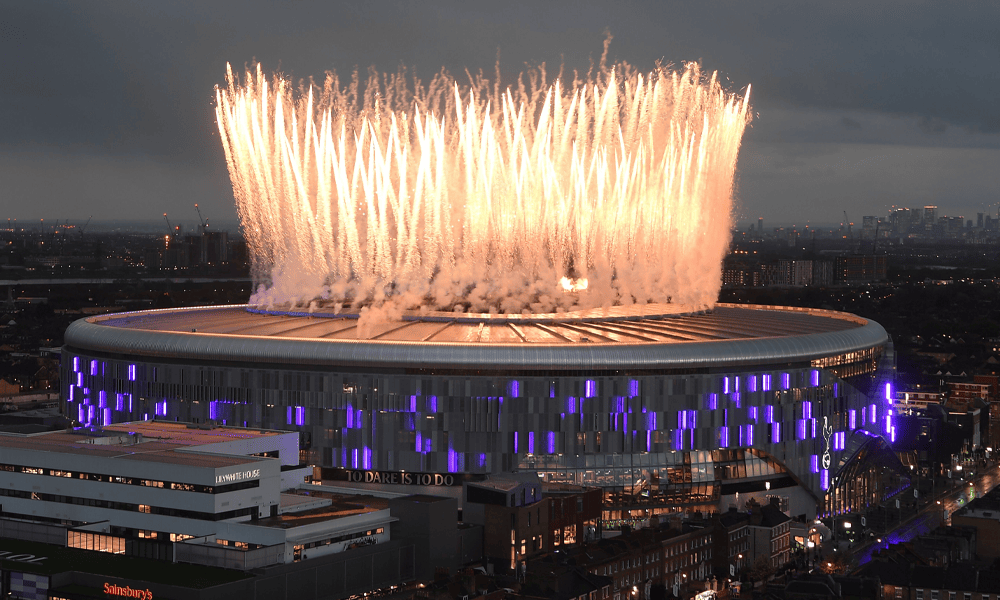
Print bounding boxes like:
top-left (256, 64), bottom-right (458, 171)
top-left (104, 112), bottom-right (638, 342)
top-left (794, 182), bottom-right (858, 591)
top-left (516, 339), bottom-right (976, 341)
top-left (852, 464), bottom-right (998, 568)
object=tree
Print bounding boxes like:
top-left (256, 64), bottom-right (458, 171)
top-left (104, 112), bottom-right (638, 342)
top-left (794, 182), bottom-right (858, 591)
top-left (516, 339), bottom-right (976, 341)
top-left (819, 554), bottom-right (849, 574)
top-left (746, 555), bottom-right (776, 583)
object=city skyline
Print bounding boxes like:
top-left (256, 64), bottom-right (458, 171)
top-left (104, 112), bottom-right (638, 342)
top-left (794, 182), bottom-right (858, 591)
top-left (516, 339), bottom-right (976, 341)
top-left (2, 1), bottom-right (998, 224)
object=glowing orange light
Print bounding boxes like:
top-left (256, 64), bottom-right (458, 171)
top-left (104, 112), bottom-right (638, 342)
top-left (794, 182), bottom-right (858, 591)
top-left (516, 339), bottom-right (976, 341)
top-left (216, 61), bottom-right (750, 313)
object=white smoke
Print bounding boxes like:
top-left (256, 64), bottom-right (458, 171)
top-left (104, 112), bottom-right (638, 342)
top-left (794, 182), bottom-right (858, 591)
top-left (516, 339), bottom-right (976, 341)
top-left (218, 60), bottom-right (751, 335)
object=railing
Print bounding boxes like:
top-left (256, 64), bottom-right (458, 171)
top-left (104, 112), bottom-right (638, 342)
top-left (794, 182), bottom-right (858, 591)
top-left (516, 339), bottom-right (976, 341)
top-left (0, 517), bottom-right (68, 545)
top-left (173, 540), bottom-right (285, 570)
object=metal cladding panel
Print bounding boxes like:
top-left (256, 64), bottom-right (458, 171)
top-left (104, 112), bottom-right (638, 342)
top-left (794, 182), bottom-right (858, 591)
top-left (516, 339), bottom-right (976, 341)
top-left (64, 307), bottom-right (889, 371)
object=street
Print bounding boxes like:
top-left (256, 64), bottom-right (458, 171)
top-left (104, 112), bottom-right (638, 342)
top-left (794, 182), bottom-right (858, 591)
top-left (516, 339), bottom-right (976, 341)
top-left (849, 463), bottom-right (999, 569)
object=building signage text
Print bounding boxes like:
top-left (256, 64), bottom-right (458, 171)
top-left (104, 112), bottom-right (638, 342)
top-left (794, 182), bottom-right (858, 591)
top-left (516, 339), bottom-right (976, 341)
top-left (0, 551), bottom-right (46, 564)
top-left (346, 470), bottom-right (456, 486)
top-left (104, 583), bottom-right (153, 600)
top-left (216, 469), bottom-right (260, 485)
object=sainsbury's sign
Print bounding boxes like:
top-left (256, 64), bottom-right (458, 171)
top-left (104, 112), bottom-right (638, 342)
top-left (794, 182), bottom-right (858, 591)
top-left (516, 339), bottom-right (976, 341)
top-left (215, 469), bottom-right (260, 485)
top-left (104, 583), bottom-right (153, 600)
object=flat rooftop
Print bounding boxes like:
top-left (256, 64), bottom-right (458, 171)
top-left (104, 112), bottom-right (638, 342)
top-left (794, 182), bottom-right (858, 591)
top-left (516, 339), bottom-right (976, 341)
top-left (103, 420), bottom-right (284, 445)
top-left (0, 537), bottom-right (250, 588)
top-left (0, 421), bottom-right (281, 470)
top-left (255, 488), bottom-right (390, 529)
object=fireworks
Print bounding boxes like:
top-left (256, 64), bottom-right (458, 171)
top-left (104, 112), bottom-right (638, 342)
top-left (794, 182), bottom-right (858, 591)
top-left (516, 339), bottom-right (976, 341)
top-left (216, 60), bottom-right (749, 315)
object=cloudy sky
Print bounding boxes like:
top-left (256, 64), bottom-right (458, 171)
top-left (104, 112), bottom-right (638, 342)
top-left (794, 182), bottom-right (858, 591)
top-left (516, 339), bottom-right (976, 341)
top-left (2, 0), bottom-right (998, 227)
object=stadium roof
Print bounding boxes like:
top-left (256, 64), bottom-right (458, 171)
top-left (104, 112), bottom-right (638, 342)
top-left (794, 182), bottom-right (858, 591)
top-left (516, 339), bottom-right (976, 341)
top-left (64, 304), bottom-right (889, 371)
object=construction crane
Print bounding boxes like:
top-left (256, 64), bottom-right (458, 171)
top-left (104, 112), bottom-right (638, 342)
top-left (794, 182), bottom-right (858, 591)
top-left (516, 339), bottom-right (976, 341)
top-left (163, 213), bottom-right (180, 247)
top-left (870, 220), bottom-right (881, 255)
top-left (79, 216), bottom-right (92, 236)
top-left (842, 211), bottom-right (853, 241)
top-left (194, 204), bottom-right (208, 234)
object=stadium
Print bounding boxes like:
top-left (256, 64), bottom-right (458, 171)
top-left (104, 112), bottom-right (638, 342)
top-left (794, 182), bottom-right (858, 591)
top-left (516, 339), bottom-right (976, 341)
top-left (61, 302), bottom-right (902, 521)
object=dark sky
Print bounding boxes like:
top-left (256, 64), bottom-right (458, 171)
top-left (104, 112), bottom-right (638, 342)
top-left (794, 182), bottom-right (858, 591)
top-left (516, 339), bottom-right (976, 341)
top-left (2, 0), bottom-right (998, 226)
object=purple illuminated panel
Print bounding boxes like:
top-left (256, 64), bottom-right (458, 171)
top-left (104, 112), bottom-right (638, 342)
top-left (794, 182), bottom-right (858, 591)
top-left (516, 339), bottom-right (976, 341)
top-left (849, 409), bottom-right (857, 430)
top-left (748, 376), bottom-right (757, 393)
top-left (629, 380), bottom-right (639, 397)
top-left (811, 370), bottom-right (820, 387)
top-left (478, 453), bottom-right (487, 468)
top-left (745, 424), bottom-right (754, 446)
top-left (510, 381), bottom-right (521, 398)
top-left (428, 396), bottom-right (438, 413)
top-left (781, 372), bottom-right (790, 389)
top-left (673, 429), bottom-right (684, 450)
top-left (748, 406), bottom-right (758, 422)
top-left (762, 374), bottom-right (771, 392)
top-left (870, 403), bottom-right (877, 424)
top-left (415, 432), bottom-right (422, 452)
top-left (707, 393), bottom-right (718, 410)
top-left (771, 422), bottom-right (781, 443)
top-left (514, 431), bottom-right (519, 454)
top-left (567, 397), bottom-right (577, 414)
top-left (90, 360), bottom-right (97, 376)
top-left (585, 380), bottom-right (597, 398)
top-left (803, 401), bottom-right (812, 419)
top-left (797, 419), bottom-right (807, 441)
top-left (296, 406), bottom-right (305, 426)
top-left (885, 414), bottom-right (892, 434)
top-left (885, 382), bottom-right (892, 403)
top-left (719, 426), bottom-right (729, 448)
top-left (811, 455), bottom-right (820, 473)
top-left (765, 405), bottom-right (775, 424)
top-left (811, 418), bottom-right (817, 438)
top-left (286, 406), bottom-right (293, 425)
top-left (821, 469), bottom-right (830, 490)
top-left (547, 431), bottom-right (555, 453)
top-left (723, 377), bottom-right (730, 394)
top-left (128, 365), bottom-right (136, 382)
top-left (72, 357), bottom-right (80, 372)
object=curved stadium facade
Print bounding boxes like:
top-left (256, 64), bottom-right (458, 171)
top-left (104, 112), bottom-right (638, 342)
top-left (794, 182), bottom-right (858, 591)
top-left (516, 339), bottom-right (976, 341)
top-left (61, 303), bottom-right (895, 520)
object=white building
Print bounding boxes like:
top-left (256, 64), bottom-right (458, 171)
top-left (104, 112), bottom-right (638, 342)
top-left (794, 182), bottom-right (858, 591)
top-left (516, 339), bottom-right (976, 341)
top-left (0, 421), bottom-right (393, 570)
